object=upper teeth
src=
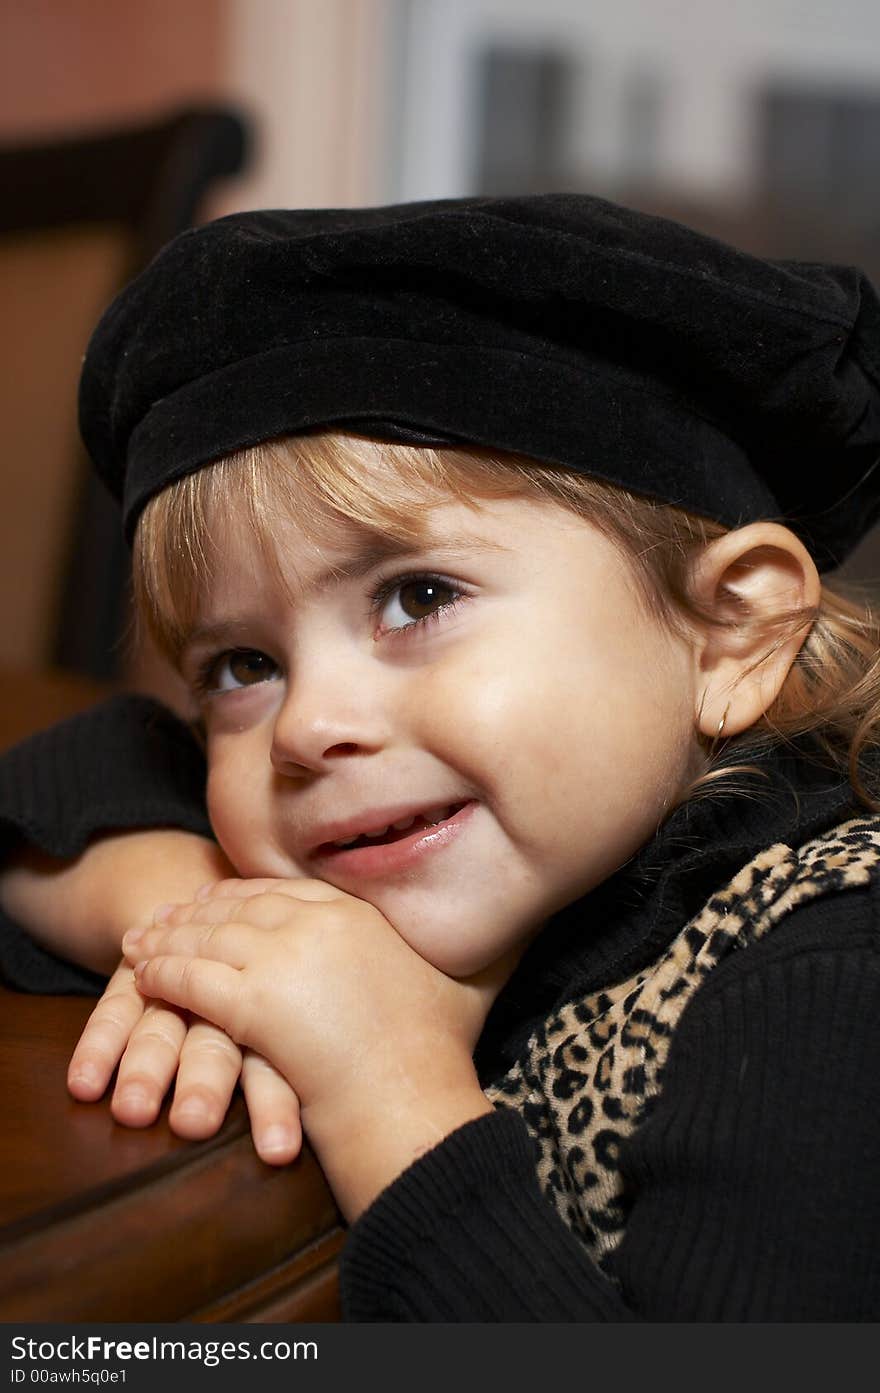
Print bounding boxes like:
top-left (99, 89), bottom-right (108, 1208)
top-left (333, 806), bottom-right (453, 847)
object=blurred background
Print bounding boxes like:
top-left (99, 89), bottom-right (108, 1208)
top-left (2, 0), bottom-right (880, 712)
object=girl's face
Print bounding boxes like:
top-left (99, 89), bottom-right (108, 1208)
top-left (179, 485), bottom-right (707, 977)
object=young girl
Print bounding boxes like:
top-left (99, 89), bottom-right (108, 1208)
top-left (1, 193), bottom-right (879, 1320)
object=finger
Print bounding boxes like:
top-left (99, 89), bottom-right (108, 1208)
top-left (168, 1019), bottom-right (243, 1140)
top-left (241, 1051), bottom-right (302, 1165)
top-left (157, 895), bottom-right (259, 927)
top-left (264, 877), bottom-right (343, 902)
top-left (123, 917), bottom-right (252, 968)
top-left (137, 894), bottom-right (266, 935)
top-left (151, 888), bottom-right (332, 937)
top-left (110, 1000), bottom-right (188, 1127)
top-left (196, 876), bottom-right (344, 904)
top-left (67, 962), bottom-right (145, 1101)
top-left (134, 955), bottom-right (245, 1041)
top-left (195, 877), bottom-right (289, 901)
top-left (149, 888), bottom-right (320, 932)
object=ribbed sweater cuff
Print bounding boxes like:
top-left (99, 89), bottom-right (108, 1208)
top-left (0, 694), bottom-right (212, 858)
top-left (339, 1106), bottom-right (629, 1322)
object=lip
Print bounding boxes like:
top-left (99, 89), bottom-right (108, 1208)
top-left (306, 798), bottom-right (471, 854)
top-left (308, 800), bottom-right (477, 880)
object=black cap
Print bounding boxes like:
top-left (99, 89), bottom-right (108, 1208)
top-left (78, 192), bottom-right (880, 570)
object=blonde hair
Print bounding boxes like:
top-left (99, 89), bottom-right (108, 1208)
top-left (133, 431), bottom-right (880, 813)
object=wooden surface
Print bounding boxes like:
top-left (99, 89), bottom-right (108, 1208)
top-left (0, 670), bottom-right (344, 1321)
top-left (0, 666), bottom-right (112, 746)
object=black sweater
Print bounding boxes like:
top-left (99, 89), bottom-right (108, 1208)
top-left (1, 698), bottom-right (878, 1320)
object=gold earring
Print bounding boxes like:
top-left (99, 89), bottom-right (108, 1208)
top-left (716, 702), bottom-right (731, 739)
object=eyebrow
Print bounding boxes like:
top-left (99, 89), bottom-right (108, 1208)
top-left (181, 533), bottom-right (509, 651)
top-left (300, 534), bottom-right (507, 592)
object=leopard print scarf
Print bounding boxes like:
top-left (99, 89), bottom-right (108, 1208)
top-left (485, 814), bottom-right (880, 1272)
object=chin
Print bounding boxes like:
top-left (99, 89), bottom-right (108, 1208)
top-left (409, 931), bottom-right (519, 981)
top-left (386, 894), bottom-right (536, 980)
top-left (424, 952), bottom-right (482, 979)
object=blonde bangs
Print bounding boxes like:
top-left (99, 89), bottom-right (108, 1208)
top-left (132, 431), bottom-right (641, 661)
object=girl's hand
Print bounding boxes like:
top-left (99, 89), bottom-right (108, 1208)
top-left (68, 958), bottom-right (302, 1165)
top-left (0, 829), bottom-right (303, 1162)
top-left (122, 878), bottom-right (515, 1218)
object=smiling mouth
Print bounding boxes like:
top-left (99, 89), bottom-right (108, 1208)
top-left (318, 802), bottom-right (469, 853)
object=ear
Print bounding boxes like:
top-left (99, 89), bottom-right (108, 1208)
top-left (687, 522), bottom-right (821, 740)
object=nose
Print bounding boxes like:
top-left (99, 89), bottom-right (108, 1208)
top-left (269, 665), bottom-right (389, 776)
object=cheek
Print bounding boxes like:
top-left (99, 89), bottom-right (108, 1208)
top-left (205, 742), bottom-right (269, 870)
top-left (420, 623), bottom-right (604, 791)
top-left (412, 653), bottom-right (537, 788)
top-left (421, 616), bottom-right (691, 875)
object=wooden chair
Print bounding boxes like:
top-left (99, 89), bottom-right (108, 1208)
top-left (0, 107), bottom-right (249, 683)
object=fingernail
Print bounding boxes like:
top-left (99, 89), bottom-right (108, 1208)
top-left (116, 1083), bottom-right (153, 1112)
top-left (174, 1096), bottom-right (210, 1121)
top-left (69, 1060), bottom-right (101, 1089)
top-left (123, 926), bottom-right (145, 948)
top-left (153, 903), bottom-right (176, 922)
top-left (132, 960), bottom-right (148, 977)
top-left (196, 881), bottom-right (217, 900)
top-left (258, 1126), bottom-right (295, 1159)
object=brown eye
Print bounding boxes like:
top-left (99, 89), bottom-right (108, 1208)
top-left (396, 578), bottom-right (455, 621)
top-left (373, 573), bottom-right (465, 635)
top-left (211, 649), bottom-right (278, 693)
